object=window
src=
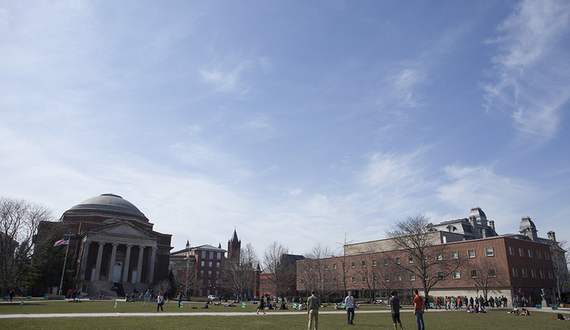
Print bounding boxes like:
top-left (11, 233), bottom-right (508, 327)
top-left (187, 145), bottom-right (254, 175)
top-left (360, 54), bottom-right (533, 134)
top-left (216, 262), bottom-right (220, 268)
top-left (468, 249), bottom-right (476, 258)
top-left (527, 249), bottom-right (533, 258)
top-left (548, 270), bottom-right (553, 279)
top-left (536, 250), bottom-right (542, 259)
top-left (373, 259), bottom-right (378, 267)
top-left (395, 257), bottom-right (401, 264)
top-left (470, 269), bottom-right (478, 278)
top-left (519, 248), bottom-right (524, 257)
top-left (488, 268), bottom-right (497, 277)
top-left (333, 277), bottom-right (337, 284)
top-left (324, 264), bottom-right (328, 270)
top-left (200, 270), bottom-right (204, 276)
top-left (540, 270), bottom-right (545, 279)
top-left (408, 255), bottom-right (414, 264)
top-left (438, 272), bottom-right (444, 279)
top-left (436, 253), bottom-right (442, 261)
top-left (485, 247), bottom-right (494, 256)
top-left (333, 263), bottom-right (337, 270)
top-left (509, 246), bottom-right (514, 256)
top-left (208, 270), bottom-right (212, 277)
top-left (361, 260), bottom-right (366, 267)
top-left (351, 276), bottom-right (356, 283)
top-left (451, 251), bottom-right (459, 259)
top-left (521, 268), bottom-right (527, 278)
top-left (453, 270), bottom-right (461, 279)
top-left (512, 268), bottom-right (517, 277)
top-left (207, 280), bottom-right (211, 286)
top-left (383, 258), bottom-right (389, 266)
top-left (208, 261), bottom-right (213, 267)
top-left (373, 276), bottom-right (378, 282)
top-left (410, 273), bottom-right (416, 281)
top-left (384, 276), bottom-right (390, 282)
top-left (351, 261), bottom-right (356, 269)
top-left (202, 251), bottom-right (207, 258)
top-left (362, 277), bottom-right (367, 283)
top-left (423, 254), bottom-right (428, 262)
top-left (397, 275), bottom-right (402, 281)
top-left (531, 269), bottom-right (536, 278)
top-left (209, 251), bottom-right (214, 259)
top-left (217, 252), bottom-right (221, 260)
top-left (201, 261), bottom-right (205, 267)
top-left (545, 252), bottom-right (550, 260)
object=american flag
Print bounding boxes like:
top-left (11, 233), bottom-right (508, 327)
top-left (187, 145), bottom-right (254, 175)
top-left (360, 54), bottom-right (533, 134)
top-left (53, 237), bottom-right (69, 247)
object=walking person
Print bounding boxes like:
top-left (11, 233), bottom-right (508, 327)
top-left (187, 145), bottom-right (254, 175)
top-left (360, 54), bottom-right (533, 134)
top-left (156, 292), bottom-right (164, 312)
top-left (387, 291), bottom-right (404, 330)
top-left (345, 291), bottom-right (355, 325)
top-left (256, 298), bottom-right (266, 314)
top-left (143, 289), bottom-right (151, 307)
top-left (307, 290), bottom-right (320, 330)
top-left (413, 289), bottom-right (425, 330)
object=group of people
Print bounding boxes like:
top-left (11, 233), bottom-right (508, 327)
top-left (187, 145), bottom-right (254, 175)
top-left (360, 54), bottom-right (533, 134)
top-left (306, 290), bottom-right (426, 330)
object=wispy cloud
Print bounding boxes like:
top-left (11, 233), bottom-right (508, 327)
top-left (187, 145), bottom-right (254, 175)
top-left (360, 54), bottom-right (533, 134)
top-left (483, 0), bottom-right (570, 143)
top-left (437, 164), bottom-right (535, 232)
top-left (199, 55), bottom-right (272, 96)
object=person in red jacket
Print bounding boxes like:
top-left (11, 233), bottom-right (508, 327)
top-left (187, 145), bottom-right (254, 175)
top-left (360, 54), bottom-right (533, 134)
top-left (413, 290), bottom-right (425, 330)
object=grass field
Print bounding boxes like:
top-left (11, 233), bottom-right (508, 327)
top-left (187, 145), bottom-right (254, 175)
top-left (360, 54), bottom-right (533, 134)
top-left (1, 300), bottom-right (569, 330)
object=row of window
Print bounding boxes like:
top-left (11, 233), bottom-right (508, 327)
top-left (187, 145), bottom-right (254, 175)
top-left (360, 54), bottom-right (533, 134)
top-left (200, 251), bottom-right (223, 260)
top-left (307, 248), bottom-right (497, 271)
top-left (508, 247), bottom-right (549, 260)
top-left (200, 261), bottom-right (221, 268)
top-left (199, 270), bottom-right (220, 277)
top-left (511, 267), bottom-right (553, 279)
top-left (304, 246), bottom-right (550, 272)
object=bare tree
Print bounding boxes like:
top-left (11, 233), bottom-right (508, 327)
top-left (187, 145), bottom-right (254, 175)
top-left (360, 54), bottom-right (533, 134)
top-left (222, 243), bottom-right (259, 301)
top-left (263, 241), bottom-right (296, 299)
top-left (0, 197), bottom-right (53, 295)
top-left (91, 277), bottom-right (113, 298)
top-left (549, 240), bottom-right (570, 303)
top-left (465, 257), bottom-right (506, 301)
top-left (298, 244), bottom-right (336, 301)
top-left (387, 215), bottom-right (464, 308)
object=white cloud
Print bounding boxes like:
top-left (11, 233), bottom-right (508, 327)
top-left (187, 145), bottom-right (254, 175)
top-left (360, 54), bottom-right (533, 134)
top-left (483, 0), bottom-right (570, 143)
top-left (437, 164), bottom-right (536, 232)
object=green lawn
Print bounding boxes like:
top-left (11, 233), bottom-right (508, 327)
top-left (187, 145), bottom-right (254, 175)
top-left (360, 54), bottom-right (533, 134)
top-left (1, 300), bottom-right (569, 330)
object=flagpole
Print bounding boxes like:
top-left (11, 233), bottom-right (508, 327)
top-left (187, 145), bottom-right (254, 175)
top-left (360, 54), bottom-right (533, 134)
top-left (58, 233), bottom-right (71, 296)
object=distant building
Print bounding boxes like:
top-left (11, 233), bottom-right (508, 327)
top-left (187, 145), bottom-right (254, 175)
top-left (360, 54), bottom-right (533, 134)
top-left (259, 253), bottom-right (305, 299)
top-left (297, 208), bottom-right (565, 306)
top-left (170, 242), bottom-right (227, 298)
top-left (36, 194), bottom-right (172, 297)
top-left (170, 229), bottom-right (247, 299)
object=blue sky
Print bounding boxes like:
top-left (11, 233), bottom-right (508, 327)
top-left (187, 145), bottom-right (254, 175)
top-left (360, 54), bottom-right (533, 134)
top-left (1, 0), bottom-right (569, 257)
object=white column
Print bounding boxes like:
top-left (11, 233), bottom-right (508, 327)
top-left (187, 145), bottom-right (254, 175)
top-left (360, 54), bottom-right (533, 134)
top-left (136, 246), bottom-right (145, 283)
top-left (108, 243), bottom-right (119, 282)
top-left (79, 241), bottom-right (90, 280)
top-left (94, 242), bottom-right (105, 281)
top-left (148, 247), bottom-right (157, 283)
top-left (122, 244), bottom-right (132, 282)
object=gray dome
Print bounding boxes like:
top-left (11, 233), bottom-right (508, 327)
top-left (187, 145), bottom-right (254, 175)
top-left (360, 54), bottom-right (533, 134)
top-left (469, 207), bottom-right (487, 221)
top-left (519, 216), bottom-right (536, 231)
top-left (69, 194), bottom-right (148, 220)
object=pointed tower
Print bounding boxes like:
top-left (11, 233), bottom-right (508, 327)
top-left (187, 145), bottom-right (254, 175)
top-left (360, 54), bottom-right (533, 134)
top-left (228, 227), bottom-right (241, 260)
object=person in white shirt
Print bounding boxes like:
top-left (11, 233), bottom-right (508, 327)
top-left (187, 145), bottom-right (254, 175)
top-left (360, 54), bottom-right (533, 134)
top-left (345, 291), bottom-right (355, 325)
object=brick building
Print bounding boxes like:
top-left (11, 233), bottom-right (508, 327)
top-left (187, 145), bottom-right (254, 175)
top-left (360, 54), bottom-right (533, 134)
top-left (297, 208), bottom-right (564, 306)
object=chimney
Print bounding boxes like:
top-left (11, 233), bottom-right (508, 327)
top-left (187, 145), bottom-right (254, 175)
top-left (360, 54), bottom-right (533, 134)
top-left (547, 231), bottom-right (556, 242)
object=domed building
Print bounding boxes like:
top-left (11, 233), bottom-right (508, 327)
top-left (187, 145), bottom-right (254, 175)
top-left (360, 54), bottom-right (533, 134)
top-left (37, 194), bottom-right (172, 297)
